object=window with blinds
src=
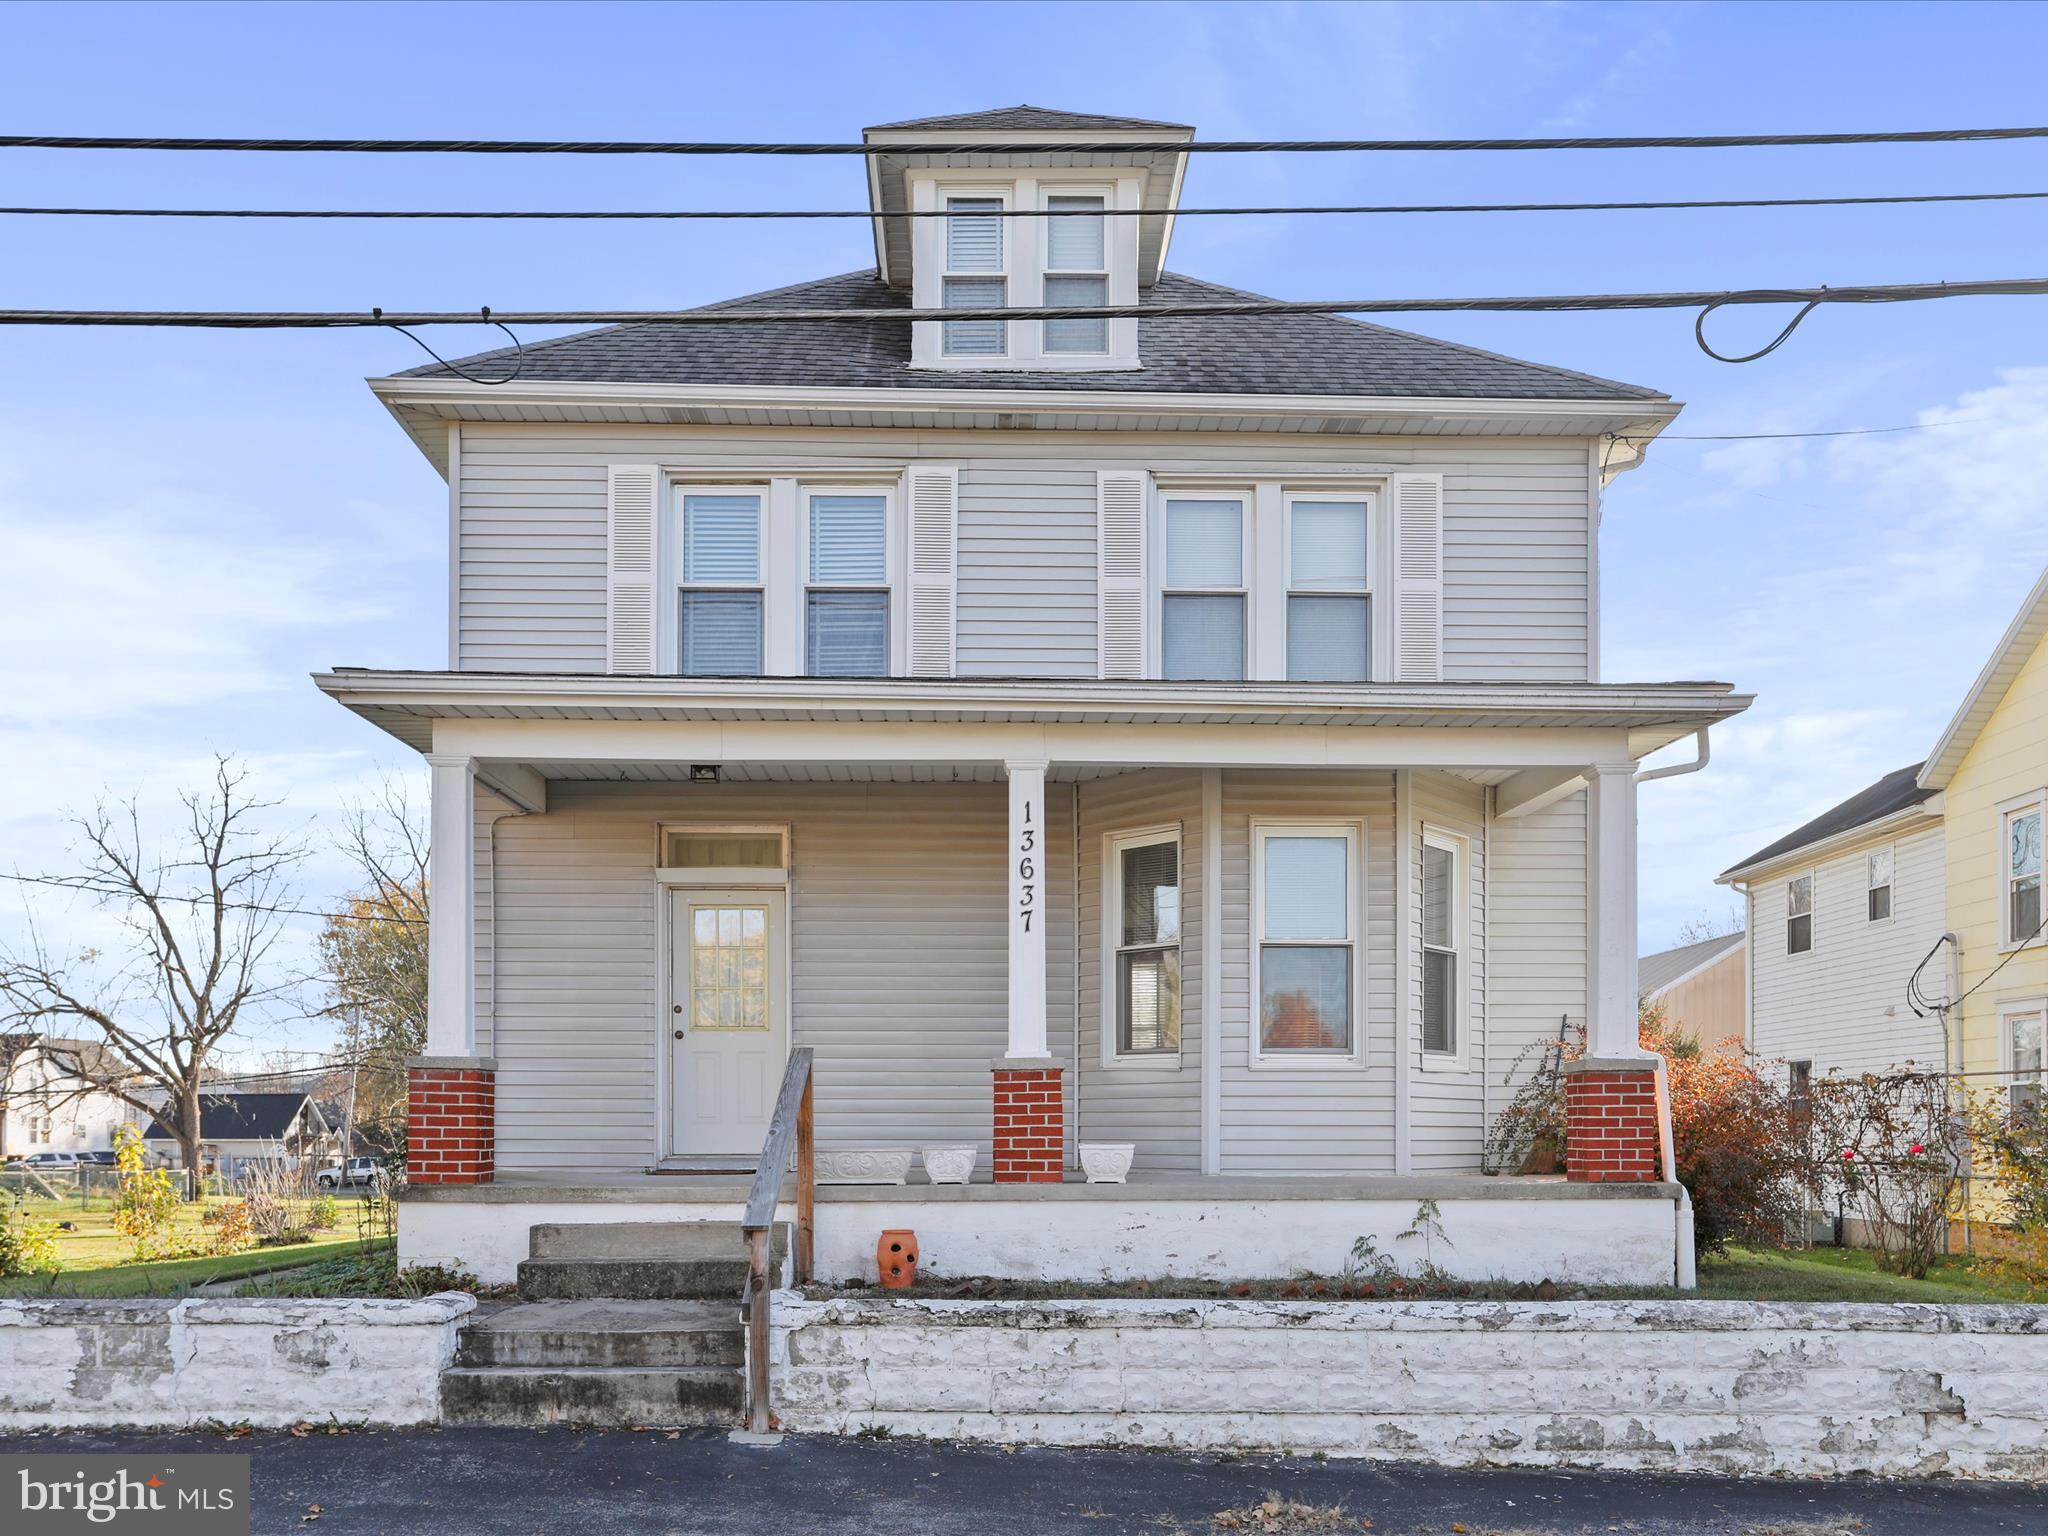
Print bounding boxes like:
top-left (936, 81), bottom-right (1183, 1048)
top-left (677, 491), bottom-right (762, 675)
top-left (1162, 497), bottom-right (1246, 681)
top-left (1113, 832), bottom-right (1181, 1055)
top-left (1043, 193), bottom-right (1108, 354)
top-left (1287, 497), bottom-right (1371, 682)
top-left (806, 491), bottom-right (890, 677)
top-left (943, 196), bottom-right (1006, 356)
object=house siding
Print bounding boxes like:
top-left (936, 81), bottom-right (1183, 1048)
top-left (1653, 946), bottom-right (1746, 1056)
top-left (1744, 821), bottom-right (1948, 1079)
top-left (449, 423), bottom-right (1596, 682)
top-left (1486, 789), bottom-right (1589, 1128)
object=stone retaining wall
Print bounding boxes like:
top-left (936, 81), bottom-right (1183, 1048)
top-left (0, 1295), bottom-right (473, 1429)
top-left (770, 1294), bottom-right (2048, 1479)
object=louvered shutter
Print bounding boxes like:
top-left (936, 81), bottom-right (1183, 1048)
top-left (606, 464), bottom-right (659, 674)
top-left (1097, 470), bottom-right (1149, 679)
top-left (905, 466), bottom-right (958, 677)
top-left (1390, 473), bottom-right (1444, 682)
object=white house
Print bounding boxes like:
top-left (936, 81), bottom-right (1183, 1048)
top-left (0, 1034), bottom-right (137, 1159)
top-left (316, 105), bottom-right (1748, 1290)
top-left (140, 1092), bottom-right (338, 1180)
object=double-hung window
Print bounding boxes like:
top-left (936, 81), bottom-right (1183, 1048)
top-left (2006, 1004), bottom-right (2045, 1115)
top-left (1286, 495), bottom-right (1372, 682)
top-left (1421, 829), bottom-right (1465, 1059)
top-left (1162, 497), bottom-right (1246, 681)
top-left (1109, 829), bottom-right (1180, 1056)
top-left (677, 490), bottom-right (762, 675)
top-left (1253, 824), bottom-right (1359, 1059)
top-left (1786, 874), bottom-right (1814, 955)
top-left (2006, 802), bottom-right (2043, 947)
top-left (1867, 847), bottom-right (1894, 923)
top-left (806, 489), bottom-right (891, 676)
top-left (1042, 193), bottom-right (1108, 354)
top-left (942, 195), bottom-right (1006, 357)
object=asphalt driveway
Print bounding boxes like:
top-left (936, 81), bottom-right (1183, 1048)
top-left (3, 1428), bottom-right (2043, 1535)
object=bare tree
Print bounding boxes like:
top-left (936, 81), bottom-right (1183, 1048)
top-left (0, 759), bottom-right (306, 1192)
top-left (1673, 903), bottom-right (1746, 947)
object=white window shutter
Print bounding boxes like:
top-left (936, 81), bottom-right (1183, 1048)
top-left (905, 465), bottom-right (958, 677)
top-left (1097, 470), bottom-right (1149, 679)
top-left (606, 465), bottom-right (659, 674)
top-left (1390, 473), bottom-right (1443, 682)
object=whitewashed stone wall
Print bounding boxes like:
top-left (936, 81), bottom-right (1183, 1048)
top-left (0, 1295), bottom-right (473, 1429)
top-left (771, 1295), bottom-right (2048, 1479)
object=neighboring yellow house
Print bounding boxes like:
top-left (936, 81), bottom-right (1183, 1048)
top-left (1918, 565), bottom-right (2048, 1134)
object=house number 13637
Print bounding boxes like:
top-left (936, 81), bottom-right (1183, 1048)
top-left (1017, 799), bottom-right (1036, 932)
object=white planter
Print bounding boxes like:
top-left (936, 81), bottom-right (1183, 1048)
top-left (815, 1148), bottom-right (914, 1186)
top-left (1078, 1142), bottom-right (1135, 1184)
top-left (920, 1146), bottom-right (978, 1185)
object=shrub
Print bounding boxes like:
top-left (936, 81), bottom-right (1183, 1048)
top-left (307, 1194), bottom-right (340, 1232)
top-left (201, 1199), bottom-right (253, 1257)
top-left (1804, 1069), bottom-right (1967, 1279)
top-left (0, 1197), bottom-right (62, 1278)
top-left (1966, 1093), bottom-right (2048, 1232)
top-left (112, 1124), bottom-right (184, 1261)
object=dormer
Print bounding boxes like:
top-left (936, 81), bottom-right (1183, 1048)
top-left (862, 105), bottom-right (1194, 373)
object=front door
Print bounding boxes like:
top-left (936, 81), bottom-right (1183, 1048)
top-left (668, 889), bottom-right (788, 1158)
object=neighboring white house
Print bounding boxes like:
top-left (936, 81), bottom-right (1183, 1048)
top-left (1639, 931), bottom-right (1747, 1056)
top-left (141, 1092), bottom-right (339, 1180)
top-left (0, 1034), bottom-right (138, 1159)
top-left (316, 104), bottom-right (1751, 1288)
top-left (1717, 764), bottom-right (1949, 1082)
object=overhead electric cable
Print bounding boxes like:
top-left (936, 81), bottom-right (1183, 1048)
top-left (5, 125), bottom-right (2047, 154)
top-left (8, 189), bottom-right (2048, 220)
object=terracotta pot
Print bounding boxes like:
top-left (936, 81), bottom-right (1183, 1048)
top-left (877, 1228), bottom-right (919, 1289)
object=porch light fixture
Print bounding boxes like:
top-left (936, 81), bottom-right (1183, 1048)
top-left (690, 764), bottom-right (721, 783)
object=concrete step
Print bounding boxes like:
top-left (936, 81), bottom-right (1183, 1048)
top-left (516, 1256), bottom-right (755, 1302)
top-left (528, 1220), bottom-right (788, 1262)
top-left (439, 1365), bottom-right (743, 1428)
top-left (454, 1300), bottom-right (743, 1369)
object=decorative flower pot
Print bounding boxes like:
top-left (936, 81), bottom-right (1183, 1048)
top-left (921, 1145), bottom-right (977, 1185)
top-left (815, 1148), bottom-right (914, 1185)
top-left (1079, 1142), bottom-right (1136, 1184)
top-left (877, 1228), bottom-right (919, 1289)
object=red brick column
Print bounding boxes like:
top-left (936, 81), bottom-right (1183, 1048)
top-left (406, 1057), bottom-right (496, 1185)
top-left (992, 1059), bottom-right (1064, 1184)
top-left (1562, 1060), bottom-right (1663, 1184)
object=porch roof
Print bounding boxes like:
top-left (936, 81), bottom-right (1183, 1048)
top-left (315, 669), bottom-right (1749, 762)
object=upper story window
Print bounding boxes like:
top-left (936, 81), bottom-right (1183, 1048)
top-left (1252, 823), bottom-right (1360, 1061)
top-left (806, 490), bottom-right (892, 676)
top-left (677, 490), bottom-right (763, 675)
top-left (1109, 828), bottom-right (1181, 1057)
top-left (1161, 496), bottom-right (1246, 681)
top-left (2007, 802), bottom-right (2044, 948)
top-left (1042, 194), bottom-right (1108, 355)
top-left (1867, 847), bottom-right (1894, 923)
top-left (1286, 496), bottom-right (1372, 683)
top-left (941, 195), bottom-right (1006, 357)
top-left (1786, 874), bottom-right (1814, 955)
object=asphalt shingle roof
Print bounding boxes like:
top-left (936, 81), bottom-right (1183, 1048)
top-left (399, 269), bottom-right (1665, 402)
top-left (865, 105), bottom-right (1193, 133)
top-left (1722, 762), bottom-right (1936, 876)
top-left (142, 1092), bottom-right (317, 1143)
top-left (1638, 931), bottom-right (1746, 998)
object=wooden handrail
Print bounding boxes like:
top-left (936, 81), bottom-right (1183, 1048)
top-left (740, 1046), bottom-right (813, 1436)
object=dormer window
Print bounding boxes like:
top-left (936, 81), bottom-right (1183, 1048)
top-left (942, 195), bottom-right (1007, 357)
top-left (1043, 194), bottom-right (1108, 354)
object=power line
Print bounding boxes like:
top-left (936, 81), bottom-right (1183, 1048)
top-left (1630, 419), bottom-right (1986, 442)
top-left (6, 277), bottom-right (2048, 330)
top-left (9, 189), bottom-right (2048, 221)
top-left (6, 125), bottom-right (2048, 155)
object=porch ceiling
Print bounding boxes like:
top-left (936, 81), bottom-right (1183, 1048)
top-left (519, 760), bottom-right (1143, 784)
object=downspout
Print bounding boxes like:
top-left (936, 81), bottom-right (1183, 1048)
top-left (1071, 781), bottom-right (1082, 1165)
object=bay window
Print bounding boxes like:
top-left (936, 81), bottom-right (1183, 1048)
top-left (1109, 828), bottom-right (1181, 1056)
top-left (1042, 193), bottom-right (1108, 354)
top-left (1422, 829), bottom-right (1465, 1060)
top-left (2006, 802), bottom-right (2043, 947)
top-left (806, 490), bottom-right (891, 676)
top-left (1786, 874), bottom-right (1814, 955)
top-left (1286, 495), bottom-right (1372, 682)
top-left (1162, 496), bottom-right (1247, 681)
top-left (676, 490), bottom-right (762, 675)
top-left (942, 195), bottom-right (1006, 357)
top-left (1253, 823), bottom-right (1359, 1060)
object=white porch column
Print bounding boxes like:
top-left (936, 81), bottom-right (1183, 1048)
top-left (424, 752), bottom-right (477, 1057)
top-left (1004, 759), bottom-right (1051, 1059)
top-left (1586, 762), bottom-right (1649, 1060)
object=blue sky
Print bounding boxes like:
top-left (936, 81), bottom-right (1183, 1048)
top-left (5, 0), bottom-right (2048, 1060)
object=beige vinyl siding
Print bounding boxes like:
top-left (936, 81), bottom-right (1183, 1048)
top-left (1654, 946), bottom-right (1747, 1056)
top-left (484, 779), bottom-right (1075, 1176)
top-left (1406, 772), bottom-right (1490, 1172)
top-left (1075, 769), bottom-right (1204, 1172)
top-left (1217, 770), bottom-right (1398, 1174)
top-left (1487, 789), bottom-right (1589, 1113)
top-left (1745, 822), bottom-right (1947, 1079)
top-left (450, 423), bottom-right (1596, 681)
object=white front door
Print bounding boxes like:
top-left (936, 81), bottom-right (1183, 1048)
top-left (668, 889), bottom-right (788, 1158)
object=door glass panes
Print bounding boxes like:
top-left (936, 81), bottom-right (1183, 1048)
top-left (690, 905), bottom-right (769, 1031)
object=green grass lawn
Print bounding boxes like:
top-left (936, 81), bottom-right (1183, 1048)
top-left (1692, 1244), bottom-right (2040, 1303)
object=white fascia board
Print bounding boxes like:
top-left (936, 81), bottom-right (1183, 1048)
top-left (1713, 798), bottom-right (1944, 889)
top-left (1918, 563), bottom-right (2048, 791)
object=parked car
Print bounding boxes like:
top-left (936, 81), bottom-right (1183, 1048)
top-left (21, 1151), bottom-right (81, 1170)
top-left (314, 1156), bottom-right (385, 1189)
top-left (75, 1149), bottom-right (118, 1167)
